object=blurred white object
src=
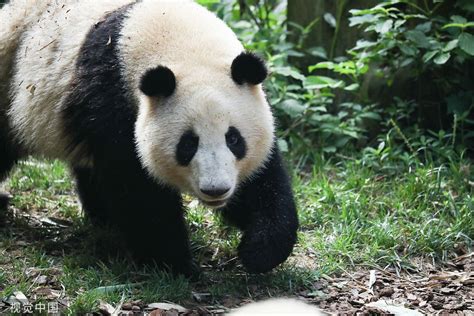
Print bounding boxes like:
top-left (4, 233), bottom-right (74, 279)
top-left (228, 298), bottom-right (324, 315)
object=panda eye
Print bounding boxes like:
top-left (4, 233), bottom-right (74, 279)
top-left (176, 130), bottom-right (199, 166)
top-left (227, 133), bottom-right (239, 146)
top-left (226, 126), bottom-right (247, 160)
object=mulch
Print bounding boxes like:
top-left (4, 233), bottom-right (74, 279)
top-left (299, 253), bottom-right (474, 315)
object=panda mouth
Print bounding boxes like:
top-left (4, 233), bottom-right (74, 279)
top-left (201, 199), bottom-right (228, 208)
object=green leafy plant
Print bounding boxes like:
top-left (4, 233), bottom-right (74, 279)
top-left (201, 1), bottom-right (383, 157)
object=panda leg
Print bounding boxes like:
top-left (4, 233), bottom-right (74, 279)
top-left (73, 167), bottom-right (109, 224)
top-left (73, 164), bottom-right (195, 276)
top-left (0, 128), bottom-right (18, 212)
top-left (219, 146), bottom-right (299, 273)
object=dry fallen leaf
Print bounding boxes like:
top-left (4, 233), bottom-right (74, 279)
top-left (439, 287), bottom-right (457, 295)
top-left (3, 291), bottom-right (29, 306)
top-left (366, 299), bottom-right (423, 316)
top-left (147, 303), bottom-right (187, 313)
top-left (192, 292), bottom-right (211, 303)
top-left (35, 275), bottom-right (48, 285)
top-left (34, 288), bottom-right (61, 300)
top-left (368, 270), bottom-right (376, 294)
top-left (98, 300), bottom-right (116, 316)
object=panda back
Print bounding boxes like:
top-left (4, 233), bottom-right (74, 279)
top-left (6, 0), bottom-right (132, 161)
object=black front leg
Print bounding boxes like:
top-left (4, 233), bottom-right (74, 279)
top-left (74, 162), bottom-right (194, 276)
top-left (0, 128), bottom-right (19, 212)
top-left (73, 167), bottom-right (109, 225)
top-left (220, 147), bottom-right (299, 273)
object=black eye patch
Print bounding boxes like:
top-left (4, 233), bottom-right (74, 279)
top-left (176, 130), bottom-right (199, 166)
top-left (226, 126), bottom-right (246, 160)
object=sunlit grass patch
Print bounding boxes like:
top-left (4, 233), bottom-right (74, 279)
top-left (295, 157), bottom-right (474, 273)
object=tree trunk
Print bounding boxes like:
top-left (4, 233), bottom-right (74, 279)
top-left (288, 0), bottom-right (379, 69)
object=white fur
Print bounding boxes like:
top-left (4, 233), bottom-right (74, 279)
top-left (4, 0), bottom-right (131, 163)
top-left (2, 0), bottom-right (275, 205)
top-left (228, 298), bottom-right (324, 316)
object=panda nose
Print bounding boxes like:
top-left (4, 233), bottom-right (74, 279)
top-left (200, 187), bottom-right (230, 198)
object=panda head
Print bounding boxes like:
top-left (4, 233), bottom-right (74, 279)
top-left (135, 52), bottom-right (274, 208)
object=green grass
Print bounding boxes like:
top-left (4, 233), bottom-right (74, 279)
top-left (295, 157), bottom-right (473, 272)
top-left (0, 155), bottom-right (472, 313)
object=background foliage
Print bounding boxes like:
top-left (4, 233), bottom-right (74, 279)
top-left (202, 0), bottom-right (474, 166)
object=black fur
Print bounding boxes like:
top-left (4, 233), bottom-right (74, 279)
top-left (176, 130), bottom-right (199, 166)
top-left (140, 66), bottom-right (176, 97)
top-left (0, 128), bottom-right (18, 183)
top-left (0, 116), bottom-right (19, 211)
top-left (0, 192), bottom-right (11, 212)
top-left (231, 52), bottom-right (268, 85)
top-left (62, 4), bottom-right (193, 276)
top-left (219, 146), bottom-right (299, 273)
top-left (226, 126), bottom-right (246, 160)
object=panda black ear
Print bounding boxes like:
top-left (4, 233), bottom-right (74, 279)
top-left (139, 66), bottom-right (176, 97)
top-left (231, 52), bottom-right (268, 85)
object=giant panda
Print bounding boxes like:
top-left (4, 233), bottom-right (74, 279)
top-left (0, 0), bottom-right (298, 276)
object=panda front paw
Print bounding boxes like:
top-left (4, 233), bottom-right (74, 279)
top-left (237, 218), bottom-right (298, 273)
top-left (169, 259), bottom-right (201, 280)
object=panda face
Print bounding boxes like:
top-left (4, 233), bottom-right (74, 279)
top-left (134, 58), bottom-right (274, 208)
